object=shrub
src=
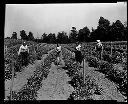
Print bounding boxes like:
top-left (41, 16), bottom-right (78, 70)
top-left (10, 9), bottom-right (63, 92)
top-left (86, 56), bottom-right (99, 68)
top-left (97, 60), bottom-right (113, 74)
top-left (111, 51), bottom-right (123, 64)
top-left (102, 52), bottom-right (112, 63)
top-left (104, 64), bottom-right (127, 96)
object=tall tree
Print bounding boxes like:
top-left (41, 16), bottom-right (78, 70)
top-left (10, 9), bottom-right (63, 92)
top-left (41, 33), bottom-right (48, 43)
top-left (109, 20), bottom-right (125, 41)
top-left (20, 30), bottom-right (28, 40)
top-left (47, 33), bottom-right (56, 43)
top-left (78, 26), bottom-right (90, 42)
top-left (96, 16), bottom-right (110, 41)
top-left (11, 32), bottom-right (17, 39)
top-left (57, 31), bottom-right (69, 44)
top-left (90, 28), bottom-right (97, 42)
top-left (28, 31), bottom-right (34, 41)
top-left (69, 27), bottom-right (78, 43)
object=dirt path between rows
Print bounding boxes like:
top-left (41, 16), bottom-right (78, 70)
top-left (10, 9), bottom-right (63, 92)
top-left (5, 47), bottom-right (126, 101)
top-left (5, 48), bottom-right (55, 100)
top-left (61, 47), bottom-right (126, 101)
top-left (36, 62), bottom-right (74, 100)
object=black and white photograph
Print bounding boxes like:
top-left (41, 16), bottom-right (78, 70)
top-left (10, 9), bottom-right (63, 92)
top-left (4, 3), bottom-right (127, 101)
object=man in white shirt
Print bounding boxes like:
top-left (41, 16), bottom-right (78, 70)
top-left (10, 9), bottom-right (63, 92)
top-left (76, 44), bottom-right (81, 51)
top-left (56, 44), bottom-right (62, 65)
top-left (18, 41), bottom-right (29, 66)
top-left (73, 42), bottom-right (83, 67)
top-left (95, 40), bottom-right (103, 60)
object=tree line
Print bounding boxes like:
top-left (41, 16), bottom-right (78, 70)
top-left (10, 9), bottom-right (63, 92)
top-left (6, 16), bottom-right (127, 43)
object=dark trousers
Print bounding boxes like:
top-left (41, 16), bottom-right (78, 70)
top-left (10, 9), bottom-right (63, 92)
top-left (75, 50), bottom-right (83, 64)
top-left (20, 52), bottom-right (29, 66)
top-left (96, 47), bottom-right (102, 60)
top-left (57, 51), bottom-right (61, 57)
top-left (96, 50), bottom-right (102, 60)
top-left (75, 57), bottom-right (83, 64)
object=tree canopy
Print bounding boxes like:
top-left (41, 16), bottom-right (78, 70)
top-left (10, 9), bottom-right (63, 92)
top-left (9, 16), bottom-right (127, 43)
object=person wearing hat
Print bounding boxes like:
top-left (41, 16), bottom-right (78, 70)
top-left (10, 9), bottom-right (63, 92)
top-left (95, 40), bottom-right (103, 60)
top-left (56, 43), bottom-right (62, 65)
top-left (18, 41), bottom-right (29, 66)
top-left (73, 42), bottom-right (83, 67)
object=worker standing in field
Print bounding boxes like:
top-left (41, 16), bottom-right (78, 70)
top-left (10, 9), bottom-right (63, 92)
top-left (18, 41), bottom-right (29, 67)
top-left (73, 42), bottom-right (83, 67)
top-left (95, 40), bottom-right (103, 60)
top-left (56, 43), bottom-right (62, 65)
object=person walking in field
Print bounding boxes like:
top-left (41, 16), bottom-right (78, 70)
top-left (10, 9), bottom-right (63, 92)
top-left (18, 41), bottom-right (29, 67)
top-left (56, 43), bottom-right (62, 65)
top-left (73, 42), bottom-right (83, 67)
top-left (95, 40), bottom-right (103, 60)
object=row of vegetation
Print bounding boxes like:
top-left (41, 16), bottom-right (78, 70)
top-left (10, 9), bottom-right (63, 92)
top-left (61, 47), bottom-right (126, 101)
top-left (62, 42), bottom-right (127, 101)
top-left (4, 44), bottom-right (56, 81)
top-left (4, 39), bottom-right (127, 101)
top-left (85, 52), bottom-right (127, 97)
top-left (6, 48), bottom-right (58, 100)
top-left (5, 17), bottom-right (127, 43)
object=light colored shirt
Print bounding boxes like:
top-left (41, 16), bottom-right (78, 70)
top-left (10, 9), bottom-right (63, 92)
top-left (95, 42), bottom-right (103, 50)
top-left (57, 46), bottom-right (61, 52)
top-left (18, 45), bottom-right (29, 55)
top-left (97, 42), bottom-right (102, 47)
top-left (76, 44), bottom-right (81, 51)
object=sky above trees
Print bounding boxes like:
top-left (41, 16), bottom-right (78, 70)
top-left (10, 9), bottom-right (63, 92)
top-left (4, 2), bottom-right (127, 38)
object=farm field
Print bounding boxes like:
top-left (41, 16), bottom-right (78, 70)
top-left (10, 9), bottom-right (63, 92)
top-left (4, 39), bottom-right (127, 101)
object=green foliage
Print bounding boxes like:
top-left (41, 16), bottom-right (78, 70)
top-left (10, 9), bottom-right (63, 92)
top-left (110, 20), bottom-right (125, 41)
top-left (10, 49), bottom-right (57, 100)
top-left (89, 17), bottom-right (127, 42)
top-left (41, 33), bottom-right (48, 43)
top-left (85, 56), bottom-right (99, 68)
top-left (78, 26), bottom-right (90, 42)
top-left (47, 33), bottom-right (56, 43)
top-left (69, 27), bottom-right (78, 43)
top-left (106, 64), bottom-right (127, 96)
top-left (20, 30), bottom-right (28, 40)
top-left (6, 17), bottom-right (127, 44)
top-left (28, 32), bottom-right (35, 41)
top-left (11, 32), bottom-right (17, 39)
top-left (102, 51), bottom-right (112, 63)
top-left (5, 64), bottom-right (13, 80)
top-left (57, 31), bottom-right (69, 44)
top-left (97, 60), bottom-right (113, 74)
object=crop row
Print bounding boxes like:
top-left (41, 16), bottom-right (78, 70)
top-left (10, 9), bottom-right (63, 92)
top-left (4, 43), bottom-right (56, 81)
top-left (64, 44), bottom-right (127, 98)
top-left (63, 41), bottom-right (127, 51)
top-left (85, 55), bottom-right (127, 97)
top-left (6, 48), bottom-right (58, 100)
top-left (61, 47), bottom-right (126, 101)
top-left (62, 42), bottom-right (127, 63)
top-left (4, 39), bottom-right (38, 48)
top-left (4, 43), bottom-right (55, 64)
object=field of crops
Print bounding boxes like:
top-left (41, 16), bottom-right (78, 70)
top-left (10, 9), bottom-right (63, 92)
top-left (4, 39), bottom-right (38, 48)
top-left (4, 40), bottom-right (58, 85)
top-left (4, 39), bottom-right (127, 101)
top-left (4, 39), bottom-right (56, 71)
top-left (62, 42), bottom-right (127, 101)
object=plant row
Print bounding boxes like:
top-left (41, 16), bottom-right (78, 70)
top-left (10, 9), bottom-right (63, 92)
top-left (7, 48), bottom-right (58, 100)
top-left (61, 47), bottom-right (126, 101)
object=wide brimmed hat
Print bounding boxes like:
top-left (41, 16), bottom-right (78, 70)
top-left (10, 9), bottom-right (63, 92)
top-left (96, 40), bottom-right (100, 42)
